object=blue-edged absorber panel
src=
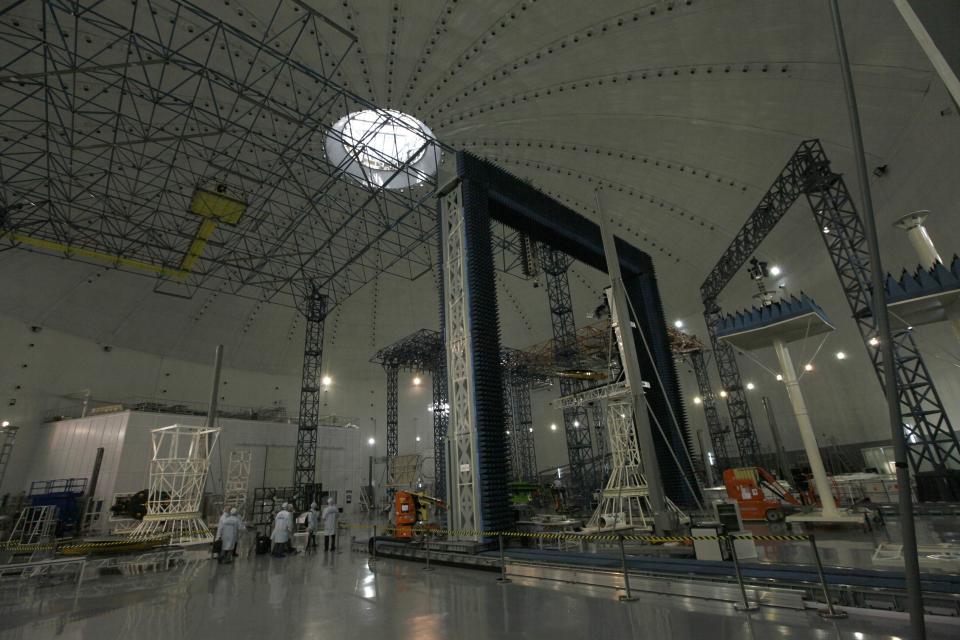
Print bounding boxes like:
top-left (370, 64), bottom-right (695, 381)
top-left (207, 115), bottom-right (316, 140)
top-left (715, 293), bottom-right (834, 352)
top-left (452, 152), bottom-right (700, 509)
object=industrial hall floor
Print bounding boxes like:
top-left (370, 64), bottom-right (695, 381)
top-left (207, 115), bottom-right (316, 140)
top-left (0, 546), bottom-right (955, 640)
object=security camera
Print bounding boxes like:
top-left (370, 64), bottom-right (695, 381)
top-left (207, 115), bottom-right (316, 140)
top-left (30, 325), bottom-right (42, 333)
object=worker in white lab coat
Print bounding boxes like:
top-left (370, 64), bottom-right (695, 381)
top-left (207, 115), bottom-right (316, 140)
top-left (216, 508), bottom-right (241, 564)
top-left (305, 502), bottom-right (319, 551)
top-left (270, 503), bottom-right (291, 557)
top-left (321, 497), bottom-right (339, 552)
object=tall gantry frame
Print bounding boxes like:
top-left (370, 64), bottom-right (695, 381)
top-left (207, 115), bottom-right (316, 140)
top-left (538, 249), bottom-right (601, 508)
top-left (294, 284), bottom-right (326, 508)
top-left (701, 139), bottom-right (960, 472)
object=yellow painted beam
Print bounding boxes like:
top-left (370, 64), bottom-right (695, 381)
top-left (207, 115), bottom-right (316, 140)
top-left (179, 218), bottom-right (218, 273)
top-left (3, 232), bottom-right (186, 278)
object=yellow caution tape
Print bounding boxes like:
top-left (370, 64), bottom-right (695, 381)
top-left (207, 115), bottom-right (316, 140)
top-left (338, 522), bottom-right (809, 544)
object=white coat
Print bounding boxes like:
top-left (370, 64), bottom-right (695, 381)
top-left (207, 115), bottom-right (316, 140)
top-left (321, 505), bottom-right (338, 536)
top-left (217, 514), bottom-right (241, 551)
top-left (270, 509), bottom-right (291, 544)
top-left (306, 508), bottom-right (319, 533)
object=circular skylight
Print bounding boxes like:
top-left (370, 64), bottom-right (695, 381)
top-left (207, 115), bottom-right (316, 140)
top-left (326, 109), bottom-right (438, 190)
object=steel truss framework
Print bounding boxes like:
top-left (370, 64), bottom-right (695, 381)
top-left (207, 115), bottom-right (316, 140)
top-left (502, 348), bottom-right (538, 483)
top-left (0, 0), bottom-right (456, 312)
top-left (0, 426), bottom-right (17, 491)
top-left (701, 139), bottom-right (960, 472)
top-left (370, 328), bottom-right (443, 486)
top-left (294, 284), bottom-right (326, 508)
top-left (223, 449), bottom-right (252, 517)
top-left (687, 349), bottom-right (731, 466)
top-left (131, 424), bottom-right (220, 544)
top-left (538, 248), bottom-right (601, 508)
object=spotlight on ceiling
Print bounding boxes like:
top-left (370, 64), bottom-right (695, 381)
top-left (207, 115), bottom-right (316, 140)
top-left (415, 436), bottom-right (421, 442)
top-left (573, 420), bottom-right (580, 427)
top-left (693, 397), bottom-right (702, 405)
top-left (528, 427), bottom-right (534, 433)
top-left (321, 375), bottom-right (332, 386)
top-left (804, 363), bottom-right (814, 372)
top-left (505, 430), bottom-right (511, 436)
top-left (367, 437), bottom-right (376, 446)
top-left (673, 319), bottom-right (684, 329)
top-left (869, 337), bottom-right (880, 347)
top-left (769, 265), bottom-right (782, 277)
top-left (835, 351), bottom-right (847, 360)
top-left (413, 376), bottom-right (421, 386)
top-left (1, 421), bottom-right (9, 427)
top-left (776, 374), bottom-right (784, 381)
top-left (746, 382), bottom-right (756, 390)
top-left (719, 390), bottom-right (728, 398)
top-left (550, 423), bottom-right (558, 431)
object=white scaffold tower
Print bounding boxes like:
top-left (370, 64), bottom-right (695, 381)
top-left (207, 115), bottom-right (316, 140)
top-left (584, 397), bottom-right (686, 533)
top-left (131, 424), bottom-right (220, 544)
top-left (223, 449), bottom-right (252, 517)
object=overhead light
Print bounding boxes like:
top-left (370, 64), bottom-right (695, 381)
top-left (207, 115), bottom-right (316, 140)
top-left (835, 351), bottom-right (847, 360)
top-left (822, 226), bottom-right (831, 234)
top-left (674, 319), bottom-right (684, 329)
top-left (528, 427), bottom-right (534, 433)
top-left (505, 430), bottom-right (511, 435)
top-left (804, 363), bottom-right (814, 372)
top-left (769, 265), bottom-right (782, 277)
top-left (550, 423), bottom-right (558, 431)
top-left (573, 420), bottom-right (580, 427)
top-left (719, 390), bottom-right (728, 398)
top-left (746, 382), bottom-right (755, 390)
top-left (367, 437), bottom-right (376, 446)
top-left (869, 337), bottom-right (880, 347)
top-left (1, 421), bottom-right (8, 427)
top-left (693, 397), bottom-right (702, 405)
top-left (776, 374), bottom-right (784, 381)
top-left (907, 325), bottom-right (914, 331)
top-left (321, 375), bottom-right (332, 386)
top-left (415, 435), bottom-right (421, 442)
top-left (413, 376), bottom-right (421, 386)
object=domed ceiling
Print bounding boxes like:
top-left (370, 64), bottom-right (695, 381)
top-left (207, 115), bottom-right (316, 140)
top-left (0, 0), bottom-right (957, 376)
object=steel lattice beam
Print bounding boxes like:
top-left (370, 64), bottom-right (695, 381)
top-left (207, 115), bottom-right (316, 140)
top-left (0, 0), bottom-right (453, 313)
top-left (701, 139), bottom-right (960, 473)
top-left (294, 284), bottom-right (326, 508)
top-left (538, 247), bottom-right (598, 508)
top-left (688, 349), bottom-right (730, 467)
top-left (385, 365), bottom-right (399, 464)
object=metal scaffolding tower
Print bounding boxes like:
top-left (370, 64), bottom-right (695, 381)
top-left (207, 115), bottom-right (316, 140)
top-left (385, 365), bottom-right (400, 463)
top-left (701, 139), bottom-right (960, 472)
top-left (501, 350), bottom-right (539, 483)
top-left (294, 285), bottom-right (327, 509)
top-left (371, 328), bottom-right (445, 491)
top-left (687, 350), bottom-right (731, 467)
top-left (131, 424), bottom-right (220, 544)
top-left (538, 248), bottom-right (599, 508)
top-left (224, 449), bottom-right (252, 518)
top-left (0, 426), bottom-right (17, 491)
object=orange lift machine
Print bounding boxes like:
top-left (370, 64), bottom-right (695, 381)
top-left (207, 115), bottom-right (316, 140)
top-left (723, 467), bottom-right (801, 522)
top-left (393, 491), bottom-right (445, 538)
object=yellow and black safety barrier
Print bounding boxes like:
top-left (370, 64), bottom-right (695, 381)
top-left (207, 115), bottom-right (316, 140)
top-left (0, 535), bottom-right (171, 554)
top-left (340, 522), bottom-right (809, 544)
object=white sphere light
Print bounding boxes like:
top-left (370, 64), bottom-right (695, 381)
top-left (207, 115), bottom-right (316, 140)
top-left (321, 375), bottom-right (332, 386)
top-left (367, 437), bottom-right (376, 446)
top-left (770, 265), bottom-right (782, 276)
top-left (674, 319), bottom-right (684, 329)
top-left (835, 351), bottom-right (847, 360)
top-left (804, 363), bottom-right (814, 372)
top-left (746, 382), bottom-right (755, 390)
top-left (413, 376), bottom-right (422, 385)
top-left (550, 423), bottom-right (558, 431)
top-left (693, 397), bottom-right (702, 405)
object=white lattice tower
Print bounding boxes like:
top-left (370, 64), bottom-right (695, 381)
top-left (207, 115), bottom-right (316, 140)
top-left (131, 424), bottom-right (220, 544)
top-left (586, 401), bottom-right (684, 533)
top-left (223, 449), bottom-right (252, 517)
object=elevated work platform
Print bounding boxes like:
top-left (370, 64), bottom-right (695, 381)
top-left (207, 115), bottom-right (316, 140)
top-left (715, 293), bottom-right (834, 352)
top-left (885, 257), bottom-right (960, 328)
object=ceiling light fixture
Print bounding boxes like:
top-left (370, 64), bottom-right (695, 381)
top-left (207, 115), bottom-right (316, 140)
top-left (835, 351), bottom-right (847, 360)
top-left (769, 265), bottom-right (782, 277)
top-left (321, 375), bottom-right (332, 386)
top-left (804, 363), bottom-right (814, 372)
top-left (693, 397), bottom-right (702, 405)
top-left (719, 390), bottom-right (728, 398)
top-left (550, 423), bottom-right (558, 431)
top-left (674, 319), bottom-right (684, 329)
top-left (367, 437), bottom-right (376, 446)
top-left (413, 376), bottom-right (421, 385)
top-left (746, 382), bottom-right (755, 390)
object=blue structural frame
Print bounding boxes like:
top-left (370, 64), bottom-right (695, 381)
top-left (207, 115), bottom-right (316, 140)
top-left (449, 153), bottom-right (700, 511)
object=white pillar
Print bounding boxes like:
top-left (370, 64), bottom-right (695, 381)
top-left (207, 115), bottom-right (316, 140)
top-left (894, 210), bottom-right (960, 341)
top-left (771, 338), bottom-right (839, 517)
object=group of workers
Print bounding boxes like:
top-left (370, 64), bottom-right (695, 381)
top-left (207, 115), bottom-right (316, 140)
top-left (213, 497), bottom-right (340, 563)
top-left (270, 497), bottom-right (340, 557)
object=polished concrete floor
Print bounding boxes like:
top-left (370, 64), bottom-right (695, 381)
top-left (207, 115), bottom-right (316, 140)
top-left (0, 546), bottom-right (956, 639)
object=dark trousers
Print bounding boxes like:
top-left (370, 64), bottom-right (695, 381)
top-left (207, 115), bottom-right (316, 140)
top-left (218, 548), bottom-right (234, 564)
top-left (307, 532), bottom-right (317, 550)
top-left (271, 542), bottom-right (286, 557)
top-left (324, 534), bottom-right (336, 551)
